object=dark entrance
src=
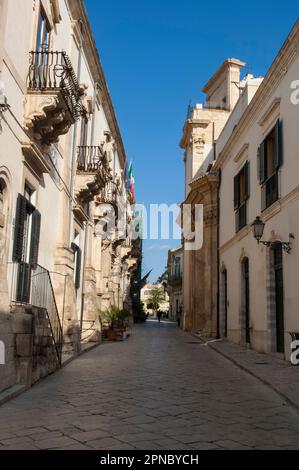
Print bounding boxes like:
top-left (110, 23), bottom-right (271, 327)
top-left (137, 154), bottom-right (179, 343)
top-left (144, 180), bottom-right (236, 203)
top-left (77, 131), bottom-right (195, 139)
top-left (243, 258), bottom-right (250, 344)
top-left (222, 269), bottom-right (228, 337)
top-left (273, 244), bottom-right (284, 353)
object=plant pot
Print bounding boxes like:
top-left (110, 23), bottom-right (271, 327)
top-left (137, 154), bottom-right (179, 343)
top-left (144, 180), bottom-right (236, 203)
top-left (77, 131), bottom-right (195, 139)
top-left (107, 329), bottom-right (117, 341)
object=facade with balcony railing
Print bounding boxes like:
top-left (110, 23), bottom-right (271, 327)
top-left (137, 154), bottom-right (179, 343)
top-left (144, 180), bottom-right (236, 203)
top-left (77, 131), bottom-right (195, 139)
top-left (0, 0), bottom-right (137, 394)
top-left (167, 247), bottom-right (183, 321)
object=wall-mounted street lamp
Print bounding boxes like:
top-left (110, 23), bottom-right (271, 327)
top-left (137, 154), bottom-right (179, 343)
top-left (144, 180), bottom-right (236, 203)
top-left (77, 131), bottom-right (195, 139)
top-left (252, 216), bottom-right (294, 254)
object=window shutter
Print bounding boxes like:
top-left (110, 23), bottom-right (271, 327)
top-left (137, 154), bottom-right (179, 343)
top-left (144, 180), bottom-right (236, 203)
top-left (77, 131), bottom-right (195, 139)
top-left (12, 194), bottom-right (27, 262)
top-left (75, 247), bottom-right (82, 290)
top-left (29, 210), bottom-right (41, 269)
top-left (274, 119), bottom-right (283, 169)
top-left (258, 141), bottom-right (266, 184)
top-left (245, 161), bottom-right (250, 200)
top-left (234, 174), bottom-right (240, 210)
top-left (16, 262), bottom-right (31, 303)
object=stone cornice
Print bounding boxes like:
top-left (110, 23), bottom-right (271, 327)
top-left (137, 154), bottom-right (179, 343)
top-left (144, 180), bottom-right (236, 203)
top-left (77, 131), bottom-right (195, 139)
top-left (215, 19), bottom-right (299, 170)
top-left (180, 118), bottom-right (210, 149)
top-left (233, 143), bottom-right (249, 164)
top-left (184, 172), bottom-right (219, 204)
top-left (67, 0), bottom-right (127, 169)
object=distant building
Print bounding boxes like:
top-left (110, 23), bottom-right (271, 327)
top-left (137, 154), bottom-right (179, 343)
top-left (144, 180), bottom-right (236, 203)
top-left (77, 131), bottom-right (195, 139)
top-left (167, 247), bottom-right (183, 321)
top-left (141, 283), bottom-right (169, 315)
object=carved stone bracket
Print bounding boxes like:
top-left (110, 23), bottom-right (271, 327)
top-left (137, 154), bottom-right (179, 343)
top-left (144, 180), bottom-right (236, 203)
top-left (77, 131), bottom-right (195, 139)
top-left (24, 92), bottom-right (75, 145)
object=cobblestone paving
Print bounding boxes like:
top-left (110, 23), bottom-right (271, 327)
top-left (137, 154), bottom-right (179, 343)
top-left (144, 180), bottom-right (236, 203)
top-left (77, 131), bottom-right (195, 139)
top-left (0, 320), bottom-right (299, 450)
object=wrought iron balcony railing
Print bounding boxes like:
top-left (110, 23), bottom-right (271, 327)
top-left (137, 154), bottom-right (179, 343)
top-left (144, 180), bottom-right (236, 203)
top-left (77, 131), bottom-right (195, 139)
top-left (97, 181), bottom-right (119, 207)
top-left (168, 273), bottom-right (183, 286)
top-left (27, 50), bottom-right (85, 120)
top-left (77, 146), bottom-right (106, 173)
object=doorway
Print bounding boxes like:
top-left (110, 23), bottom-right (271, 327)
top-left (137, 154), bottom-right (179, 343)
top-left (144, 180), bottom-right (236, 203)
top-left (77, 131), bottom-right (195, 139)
top-left (273, 244), bottom-right (284, 353)
top-left (241, 258), bottom-right (250, 344)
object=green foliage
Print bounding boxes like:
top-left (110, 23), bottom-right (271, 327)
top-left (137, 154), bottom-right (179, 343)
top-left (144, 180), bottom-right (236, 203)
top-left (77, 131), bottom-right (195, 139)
top-left (133, 303), bottom-right (147, 323)
top-left (147, 287), bottom-right (165, 312)
top-left (118, 309), bottom-right (132, 322)
top-left (100, 306), bottom-right (132, 330)
top-left (100, 305), bottom-right (120, 329)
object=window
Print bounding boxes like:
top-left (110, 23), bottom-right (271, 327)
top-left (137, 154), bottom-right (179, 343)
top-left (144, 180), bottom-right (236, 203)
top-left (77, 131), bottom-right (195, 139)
top-left (12, 188), bottom-right (41, 303)
top-left (36, 9), bottom-right (50, 51)
top-left (258, 120), bottom-right (283, 210)
top-left (80, 116), bottom-right (88, 147)
top-left (71, 233), bottom-right (82, 290)
top-left (174, 257), bottom-right (181, 278)
top-left (234, 161), bottom-right (250, 232)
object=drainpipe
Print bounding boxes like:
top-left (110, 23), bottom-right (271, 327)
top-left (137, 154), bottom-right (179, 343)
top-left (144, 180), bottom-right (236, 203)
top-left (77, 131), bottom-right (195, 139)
top-left (68, 20), bottom-right (83, 246)
top-left (216, 168), bottom-right (222, 339)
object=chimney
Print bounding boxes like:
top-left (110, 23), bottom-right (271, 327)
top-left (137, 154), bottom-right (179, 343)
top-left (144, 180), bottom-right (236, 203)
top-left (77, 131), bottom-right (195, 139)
top-left (202, 58), bottom-right (246, 111)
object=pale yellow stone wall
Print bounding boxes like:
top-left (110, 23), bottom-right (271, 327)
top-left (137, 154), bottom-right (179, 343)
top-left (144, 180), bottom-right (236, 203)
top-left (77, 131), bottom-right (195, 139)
top-left (0, 0), bottom-right (135, 390)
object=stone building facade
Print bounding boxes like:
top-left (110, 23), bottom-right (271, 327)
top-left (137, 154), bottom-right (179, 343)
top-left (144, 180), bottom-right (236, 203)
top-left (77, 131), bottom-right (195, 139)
top-left (215, 20), bottom-right (299, 358)
top-left (180, 20), bottom-right (299, 360)
top-left (167, 247), bottom-right (183, 322)
top-left (180, 59), bottom-right (245, 335)
top-left (0, 0), bottom-right (139, 394)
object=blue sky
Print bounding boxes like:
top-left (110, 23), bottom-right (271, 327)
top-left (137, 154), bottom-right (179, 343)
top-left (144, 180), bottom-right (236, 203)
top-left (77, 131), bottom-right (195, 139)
top-left (85, 0), bottom-right (298, 282)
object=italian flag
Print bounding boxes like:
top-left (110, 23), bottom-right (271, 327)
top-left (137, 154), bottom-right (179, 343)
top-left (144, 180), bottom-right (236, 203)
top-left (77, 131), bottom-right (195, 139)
top-left (128, 161), bottom-right (135, 203)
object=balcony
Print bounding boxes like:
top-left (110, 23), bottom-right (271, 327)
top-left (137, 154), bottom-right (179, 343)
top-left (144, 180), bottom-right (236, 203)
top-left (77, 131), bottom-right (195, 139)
top-left (77, 146), bottom-right (104, 173)
top-left (97, 181), bottom-right (119, 208)
top-left (76, 148), bottom-right (112, 203)
top-left (168, 273), bottom-right (182, 286)
top-left (25, 50), bottom-right (86, 145)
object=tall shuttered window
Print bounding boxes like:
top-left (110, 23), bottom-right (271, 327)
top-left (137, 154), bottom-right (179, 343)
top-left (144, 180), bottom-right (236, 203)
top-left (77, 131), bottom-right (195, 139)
top-left (71, 242), bottom-right (82, 290)
top-left (13, 192), bottom-right (41, 303)
top-left (234, 161), bottom-right (250, 232)
top-left (258, 119), bottom-right (283, 210)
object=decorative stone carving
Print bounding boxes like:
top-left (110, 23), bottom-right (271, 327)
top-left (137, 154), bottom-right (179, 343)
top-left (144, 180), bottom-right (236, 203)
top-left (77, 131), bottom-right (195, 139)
top-left (24, 50), bottom-right (86, 145)
top-left (24, 93), bottom-right (75, 144)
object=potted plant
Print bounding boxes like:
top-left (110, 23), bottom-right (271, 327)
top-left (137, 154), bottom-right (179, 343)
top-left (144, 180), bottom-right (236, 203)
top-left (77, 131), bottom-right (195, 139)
top-left (100, 306), bottom-right (120, 341)
top-left (117, 309), bottom-right (132, 338)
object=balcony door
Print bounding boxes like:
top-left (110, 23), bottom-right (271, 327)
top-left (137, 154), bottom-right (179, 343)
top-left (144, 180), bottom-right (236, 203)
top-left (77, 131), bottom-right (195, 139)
top-left (35, 9), bottom-right (51, 86)
top-left (36, 9), bottom-right (50, 51)
top-left (12, 186), bottom-right (41, 303)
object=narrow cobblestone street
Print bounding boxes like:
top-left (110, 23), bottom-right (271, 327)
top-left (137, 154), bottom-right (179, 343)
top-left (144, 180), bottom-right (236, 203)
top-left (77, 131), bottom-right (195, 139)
top-left (1, 321), bottom-right (299, 450)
